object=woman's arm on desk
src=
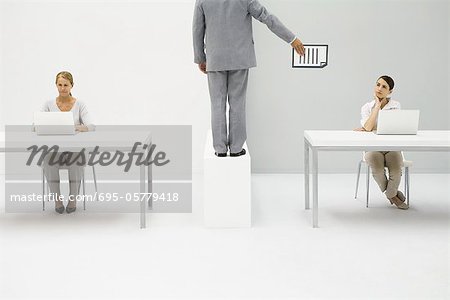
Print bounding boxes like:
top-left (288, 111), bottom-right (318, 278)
top-left (361, 96), bottom-right (384, 132)
top-left (77, 101), bottom-right (95, 132)
top-left (363, 104), bottom-right (381, 132)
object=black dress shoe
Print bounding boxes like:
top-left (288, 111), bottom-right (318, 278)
top-left (55, 205), bottom-right (65, 214)
top-left (230, 149), bottom-right (246, 157)
top-left (215, 152), bottom-right (227, 157)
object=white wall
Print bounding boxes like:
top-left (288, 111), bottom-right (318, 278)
top-left (0, 0), bottom-right (210, 172)
top-left (247, 0), bottom-right (449, 172)
top-left (1, 0), bottom-right (449, 173)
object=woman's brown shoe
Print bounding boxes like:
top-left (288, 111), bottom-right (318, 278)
top-left (396, 191), bottom-right (406, 202)
top-left (388, 195), bottom-right (409, 210)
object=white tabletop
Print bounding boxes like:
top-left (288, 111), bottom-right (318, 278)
top-left (304, 130), bottom-right (450, 151)
top-left (0, 131), bottom-right (4, 151)
top-left (0, 130), bottom-right (151, 152)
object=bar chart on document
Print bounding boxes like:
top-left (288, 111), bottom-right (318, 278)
top-left (292, 44), bottom-right (328, 68)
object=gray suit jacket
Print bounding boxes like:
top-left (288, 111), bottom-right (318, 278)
top-left (193, 0), bottom-right (296, 72)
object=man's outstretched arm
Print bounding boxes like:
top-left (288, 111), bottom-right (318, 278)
top-left (248, 0), bottom-right (305, 56)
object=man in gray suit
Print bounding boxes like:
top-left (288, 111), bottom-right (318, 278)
top-left (193, 0), bottom-right (305, 157)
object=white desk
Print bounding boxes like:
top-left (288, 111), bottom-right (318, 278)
top-left (0, 129), bottom-right (152, 229)
top-left (304, 130), bottom-right (450, 228)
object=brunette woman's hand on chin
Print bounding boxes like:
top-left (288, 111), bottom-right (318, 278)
top-left (374, 94), bottom-right (383, 109)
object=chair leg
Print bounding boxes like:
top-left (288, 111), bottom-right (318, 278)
top-left (404, 167), bottom-right (407, 199)
top-left (82, 168), bottom-right (86, 211)
top-left (366, 165), bottom-right (370, 208)
top-left (92, 165), bottom-right (98, 201)
top-left (355, 160), bottom-right (362, 199)
top-left (42, 169), bottom-right (52, 211)
top-left (42, 169), bottom-right (45, 211)
top-left (406, 167), bottom-right (410, 206)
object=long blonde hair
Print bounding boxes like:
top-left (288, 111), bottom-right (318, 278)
top-left (55, 71), bottom-right (74, 96)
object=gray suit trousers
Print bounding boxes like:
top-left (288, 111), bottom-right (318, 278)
top-left (207, 69), bottom-right (249, 153)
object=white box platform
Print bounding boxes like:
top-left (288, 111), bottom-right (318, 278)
top-left (203, 131), bottom-right (251, 228)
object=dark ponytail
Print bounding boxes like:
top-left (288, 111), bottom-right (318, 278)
top-left (378, 75), bottom-right (394, 91)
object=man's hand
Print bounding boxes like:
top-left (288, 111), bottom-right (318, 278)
top-left (291, 38), bottom-right (305, 56)
top-left (198, 62), bottom-right (207, 74)
top-left (353, 127), bottom-right (367, 132)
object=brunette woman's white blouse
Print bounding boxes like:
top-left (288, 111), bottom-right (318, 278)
top-left (360, 99), bottom-right (401, 127)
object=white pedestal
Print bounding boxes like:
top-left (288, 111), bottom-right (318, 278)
top-left (204, 130), bottom-right (251, 228)
top-left (0, 132), bottom-right (5, 175)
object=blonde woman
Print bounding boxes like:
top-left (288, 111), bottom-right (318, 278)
top-left (355, 75), bottom-right (408, 210)
top-left (42, 71), bottom-right (95, 214)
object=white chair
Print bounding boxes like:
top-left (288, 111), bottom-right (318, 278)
top-left (354, 152), bottom-right (411, 207)
top-left (42, 165), bottom-right (98, 211)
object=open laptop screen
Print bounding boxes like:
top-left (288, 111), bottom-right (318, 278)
top-left (33, 112), bottom-right (76, 135)
top-left (376, 110), bottom-right (420, 135)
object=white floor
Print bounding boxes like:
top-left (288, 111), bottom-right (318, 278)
top-left (0, 173), bottom-right (449, 300)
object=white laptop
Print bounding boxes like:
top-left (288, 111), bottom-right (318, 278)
top-left (33, 112), bottom-right (77, 135)
top-left (376, 110), bottom-right (420, 135)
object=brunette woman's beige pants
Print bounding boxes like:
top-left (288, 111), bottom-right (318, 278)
top-left (364, 151), bottom-right (402, 198)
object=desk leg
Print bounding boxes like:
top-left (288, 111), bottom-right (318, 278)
top-left (140, 164), bottom-right (146, 229)
top-left (42, 169), bottom-right (46, 211)
top-left (148, 160), bottom-right (153, 210)
top-left (304, 139), bottom-right (310, 210)
top-left (312, 149), bottom-right (319, 228)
